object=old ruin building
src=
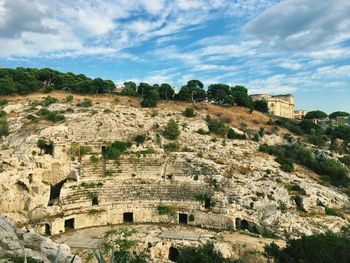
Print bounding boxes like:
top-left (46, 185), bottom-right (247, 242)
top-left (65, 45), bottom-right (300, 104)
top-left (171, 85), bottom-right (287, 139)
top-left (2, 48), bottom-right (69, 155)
top-left (251, 94), bottom-right (295, 118)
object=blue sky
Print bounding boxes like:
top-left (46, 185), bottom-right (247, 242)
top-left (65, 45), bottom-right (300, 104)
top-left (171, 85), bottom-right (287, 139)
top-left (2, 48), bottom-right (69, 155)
top-left (0, 0), bottom-right (349, 113)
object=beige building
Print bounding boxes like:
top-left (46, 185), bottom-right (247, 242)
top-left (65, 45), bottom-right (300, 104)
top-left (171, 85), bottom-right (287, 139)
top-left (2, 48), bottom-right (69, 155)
top-left (251, 94), bottom-right (295, 119)
top-left (294, 110), bottom-right (308, 120)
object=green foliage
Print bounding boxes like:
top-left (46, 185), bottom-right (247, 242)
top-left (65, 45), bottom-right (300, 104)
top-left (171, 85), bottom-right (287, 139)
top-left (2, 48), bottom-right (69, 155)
top-left (122, 81), bottom-right (138, 96)
top-left (325, 206), bottom-right (338, 216)
top-left (46, 112), bottom-right (65, 123)
top-left (36, 108), bottom-right (50, 116)
top-left (0, 110), bottom-right (7, 118)
top-left (26, 114), bottom-right (38, 123)
top-left (176, 80), bottom-right (206, 102)
top-left (227, 128), bottom-right (246, 139)
top-left (275, 156), bottom-right (294, 172)
top-left (231, 85), bottom-right (253, 109)
top-left (206, 115), bottom-right (226, 137)
top-left (177, 242), bottom-right (233, 263)
top-left (77, 98), bottom-right (92, 107)
top-left (0, 117), bottom-right (9, 137)
top-left (264, 232), bottom-right (350, 263)
top-left (327, 126), bottom-right (350, 141)
top-left (293, 195), bottom-right (305, 211)
top-left (196, 128), bottom-right (210, 135)
top-left (90, 154), bottom-right (99, 164)
top-left (87, 192), bottom-right (99, 204)
top-left (0, 99), bottom-right (8, 106)
top-left (254, 99), bottom-right (269, 113)
top-left (259, 143), bottom-right (350, 187)
top-left (159, 83), bottom-right (175, 100)
top-left (157, 205), bottom-right (172, 215)
top-left (79, 145), bottom-right (92, 156)
top-left (163, 141), bottom-right (181, 152)
top-left (183, 107), bottom-right (196, 117)
top-left (104, 170), bottom-right (113, 176)
top-left (329, 111), bottom-right (350, 119)
top-left (134, 134), bottom-right (146, 144)
top-left (41, 96), bottom-right (58, 107)
top-left (207, 84), bottom-right (234, 105)
top-left (65, 95), bottom-right (74, 102)
top-left (284, 183), bottom-right (306, 194)
top-left (139, 83), bottom-right (159, 108)
top-left (304, 110), bottom-right (328, 119)
top-left (103, 141), bottom-right (132, 160)
top-left (163, 119), bottom-right (180, 140)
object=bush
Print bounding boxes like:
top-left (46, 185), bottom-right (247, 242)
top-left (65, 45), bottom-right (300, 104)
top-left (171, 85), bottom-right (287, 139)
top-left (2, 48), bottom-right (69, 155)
top-left (264, 232), bottom-right (350, 263)
top-left (325, 206), bottom-right (338, 216)
top-left (46, 112), bottom-right (65, 122)
top-left (0, 118), bottom-right (9, 137)
top-left (183, 107), bottom-right (196, 117)
top-left (276, 156), bottom-right (294, 172)
top-left (284, 183), bottom-right (306, 194)
top-left (36, 108), bottom-right (50, 116)
top-left (177, 242), bottom-right (233, 263)
top-left (90, 154), bottom-right (99, 164)
top-left (227, 128), bottom-right (246, 139)
top-left (196, 128), bottom-right (210, 135)
top-left (26, 114), bottom-right (38, 123)
top-left (293, 195), bottom-right (305, 211)
top-left (163, 119), bottom-right (180, 140)
top-left (0, 99), bottom-right (8, 106)
top-left (163, 141), bottom-right (181, 152)
top-left (65, 95), bottom-right (74, 102)
top-left (77, 98), bottom-right (92, 107)
top-left (157, 205), bottom-right (172, 215)
top-left (79, 145), bottom-right (92, 156)
top-left (103, 141), bottom-right (132, 160)
top-left (134, 134), bottom-right (146, 144)
top-left (206, 116), bottom-right (226, 137)
top-left (41, 96), bottom-right (58, 107)
top-left (0, 110), bottom-right (7, 118)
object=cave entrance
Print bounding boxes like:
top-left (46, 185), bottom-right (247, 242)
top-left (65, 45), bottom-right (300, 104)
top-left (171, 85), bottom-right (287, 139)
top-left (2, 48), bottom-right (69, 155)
top-left (241, 219), bottom-right (249, 230)
top-left (48, 179), bottom-right (67, 206)
top-left (44, 223), bottom-right (51, 236)
top-left (123, 212), bottom-right (133, 223)
top-left (64, 218), bottom-right (75, 231)
top-left (235, 218), bottom-right (241, 230)
top-left (168, 247), bottom-right (179, 262)
top-left (204, 197), bottom-right (211, 209)
top-left (179, 213), bottom-right (188, 224)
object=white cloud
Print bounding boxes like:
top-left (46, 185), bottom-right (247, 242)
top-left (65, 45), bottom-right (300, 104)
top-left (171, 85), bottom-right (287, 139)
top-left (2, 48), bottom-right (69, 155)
top-left (245, 0), bottom-right (350, 50)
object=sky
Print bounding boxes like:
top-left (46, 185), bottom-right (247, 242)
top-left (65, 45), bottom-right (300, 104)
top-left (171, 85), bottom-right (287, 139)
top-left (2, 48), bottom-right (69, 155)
top-left (0, 0), bottom-right (349, 113)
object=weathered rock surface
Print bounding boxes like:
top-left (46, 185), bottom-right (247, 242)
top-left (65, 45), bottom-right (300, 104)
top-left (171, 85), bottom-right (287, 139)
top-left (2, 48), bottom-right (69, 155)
top-left (0, 216), bottom-right (80, 262)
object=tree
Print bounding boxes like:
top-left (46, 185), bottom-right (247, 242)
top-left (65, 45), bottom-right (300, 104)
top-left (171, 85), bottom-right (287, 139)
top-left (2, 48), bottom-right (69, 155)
top-left (140, 84), bottom-right (159, 108)
top-left (264, 232), bottom-right (350, 263)
top-left (207, 84), bottom-right (234, 105)
top-left (176, 80), bottom-right (206, 103)
top-left (329, 111), bottom-right (350, 119)
top-left (254, 99), bottom-right (269, 113)
top-left (163, 119), bottom-right (180, 140)
top-left (122, 81), bottom-right (137, 96)
top-left (159, 83), bottom-right (175, 100)
top-left (304, 110), bottom-right (328, 120)
top-left (231, 85), bottom-right (253, 109)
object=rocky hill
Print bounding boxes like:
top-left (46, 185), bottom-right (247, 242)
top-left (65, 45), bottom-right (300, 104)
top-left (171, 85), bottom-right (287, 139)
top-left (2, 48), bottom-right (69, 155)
top-left (0, 91), bottom-right (349, 261)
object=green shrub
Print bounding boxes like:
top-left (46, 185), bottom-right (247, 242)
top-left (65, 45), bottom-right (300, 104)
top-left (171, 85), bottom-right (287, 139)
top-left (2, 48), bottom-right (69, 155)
top-left (66, 108), bottom-right (74, 113)
top-left (26, 114), bottom-right (38, 123)
top-left (104, 170), bottom-right (113, 176)
top-left (36, 108), bottom-right (50, 116)
top-left (103, 141), bottom-right (132, 160)
top-left (183, 107), bottom-right (196, 117)
top-left (90, 154), bottom-right (99, 164)
top-left (157, 205), bottom-right (172, 215)
top-left (134, 134), bottom-right (146, 144)
top-left (163, 119), bottom-right (180, 140)
top-left (196, 128), bottom-right (210, 135)
top-left (206, 116), bottom-right (226, 137)
top-left (293, 195), bottom-right (305, 211)
top-left (65, 95), bottom-right (74, 102)
top-left (0, 99), bottom-right (8, 106)
top-left (41, 96), bottom-right (58, 107)
top-left (227, 128), bottom-right (246, 139)
top-left (264, 232), bottom-right (350, 263)
top-left (325, 206), bottom-right (338, 216)
top-left (276, 156), bottom-right (294, 172)
top-left (0, 110), bottom-right (7, 118)
top-left (77, 98), bottom-right (92, 107)
top-left (284, 183), bottom-right (306, 194)
top-left (0, 118), bottom-right (9, 137)
top-left (79, 145), bottom-right (92, 156)
top-left (46, 112), bottom-right (65, 122)
top-left (163, 141), bottom-right (181, 152)
top-left (177, 242), bottom-right (232, 263)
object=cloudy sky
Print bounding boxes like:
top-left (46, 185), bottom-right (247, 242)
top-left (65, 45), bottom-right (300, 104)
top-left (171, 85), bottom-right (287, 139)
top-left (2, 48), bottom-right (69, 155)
top-left (0, 0), bottom-right (350, 112)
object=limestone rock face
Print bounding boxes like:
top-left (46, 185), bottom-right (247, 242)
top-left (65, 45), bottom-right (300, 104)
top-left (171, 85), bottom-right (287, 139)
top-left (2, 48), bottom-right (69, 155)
top-left (0, 216), bottom-right (80, 263)
top-left (0, 96), bottom-right (349, 239)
